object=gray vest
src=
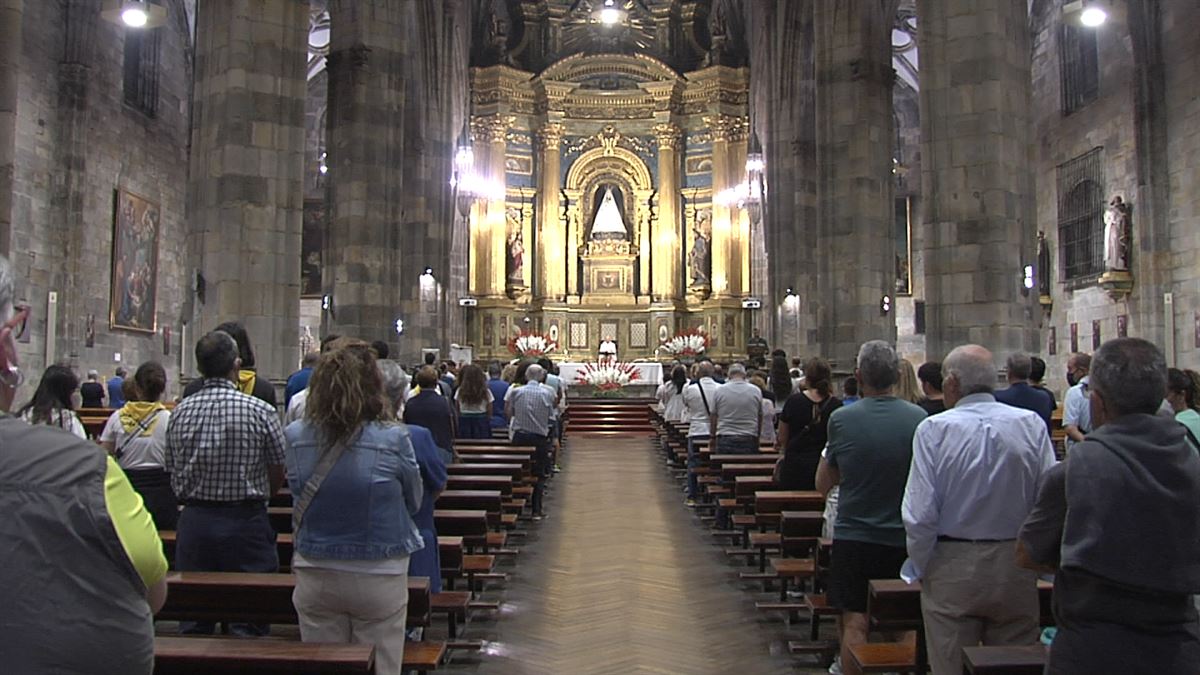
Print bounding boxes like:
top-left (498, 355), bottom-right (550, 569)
top-left (0, 415), bottom-right (154, 674)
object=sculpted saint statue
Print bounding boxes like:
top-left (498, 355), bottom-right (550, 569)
top-left (689, 227), bottom-right (710, 285)
top-left (1103, 196), bottom-right (1131, 272)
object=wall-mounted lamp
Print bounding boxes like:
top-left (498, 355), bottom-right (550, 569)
top-left (458, 297), bottom-right (478, 307)
top-left (880, 294), bottom-right (892, 315)
top-left (596, 0), bottom-right (626, 25)
top-left (101, 0), bottom-right (168, 28)
top-left (785, 287), bottom-right (795, 298)
top-left (394, 318), bottom-right (405, 335)
top-left (422, 267), bottom-right (434, 278)
top-left (1022, 265), bottom-right (1036, 295)
top-left (318, 152), bottom-right (328, 175)
top-left (1064, 0), bottom-right (1107, 27)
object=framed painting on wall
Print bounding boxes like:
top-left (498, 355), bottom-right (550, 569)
top-left (109, 189), bottom-right (160, 333)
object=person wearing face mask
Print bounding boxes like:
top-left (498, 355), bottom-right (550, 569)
top-left (1062, 353), bottom-right (1092, 453)
top-left (0, 254), bottom-right (168, 674)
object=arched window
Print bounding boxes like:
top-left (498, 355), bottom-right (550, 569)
top-left (1059, 20), bottom-right (1099, 115)
top-left (1057, 148), bottom-right (1105, 281)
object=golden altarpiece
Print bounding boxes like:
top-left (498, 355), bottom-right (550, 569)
top-left (463, 1), bottom-right (755, 362)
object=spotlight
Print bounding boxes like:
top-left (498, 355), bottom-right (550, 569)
top-left (1080, 6), bottom-right (1107, 26)
top-left (596, 0), bottom-right (625, 25)
top-left (422, 267), bottom-right (434, 277)
top-left (101, 0), bottom-right (168, 29)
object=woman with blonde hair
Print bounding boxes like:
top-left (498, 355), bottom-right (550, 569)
top-left (284, 339), bottom-right (424, 675)
top-left (895, 357), bottom-right (923, 404)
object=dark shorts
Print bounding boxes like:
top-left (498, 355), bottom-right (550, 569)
top-left (827, 539), bottom-right (908, 613)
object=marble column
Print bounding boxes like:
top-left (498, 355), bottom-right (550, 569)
top-left (652, 122), bottom-right (683, 301)
top-left (917, 0), bottom-right (1036, 360)
top-left (324, 0), bottom-right (409, 345)
top-left (189, 0), bottom-right (307, 381)
top-left (536, 122), bottom-right (565, 301)
top-left (814, 1), bottom-right (898, 367)
top-left (707, 114), bottom-right (749, 298)
top-left (0, 0), bottom-right (20, 254)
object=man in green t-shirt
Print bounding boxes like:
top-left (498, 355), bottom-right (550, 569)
top-left (816, 340), bottom-right (927, 672)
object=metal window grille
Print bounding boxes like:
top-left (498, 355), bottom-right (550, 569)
top-left (1059, 21), bottom-right (1099, 115)
top-left (1056, 148), bottom-right (1105, 281)
top-left (123, 26), bottom-right (161, 117)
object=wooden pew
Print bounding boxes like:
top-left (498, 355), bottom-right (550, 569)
top-left (159, 571), bottom-right (433, 629)
top-left (154, 637), bottom-right (376, 674)
top-left (445, 475), bottom-right (514, 495)
top-left (434, 509), bottom-right (490, 552)
top-left (446, 463), bottom-right (525, 480)
top-left (962, 645), bottom-right (1048, 674)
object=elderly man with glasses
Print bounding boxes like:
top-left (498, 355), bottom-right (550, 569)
top-left (0, 254), bottom-right (168, 674)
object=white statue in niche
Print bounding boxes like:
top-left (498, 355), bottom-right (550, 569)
top-left (590, 186), bottom-right (628, 241)
top-left (1103, 196), bottom-right (1132, 272)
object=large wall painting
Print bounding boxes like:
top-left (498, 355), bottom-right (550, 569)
top-left (110, 189), bottom-right (160, 333)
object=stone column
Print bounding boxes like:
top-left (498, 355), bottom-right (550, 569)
top-left (536, 122), bottom-right (565, 301)
top-left (707, 114), bottom-right (749, 298)
top-left (0, 0), bottom-right (21, 254)
top-left (324, 0), bottom-right (408, 344)
top-left (916, 0), bottom-right (1036, 360)
top-left (189, 0), bottom-right (307, 381)
top-left (471, 114), bottom-right (512, 299)
top-left (652, 122), bottom-right (682, 301)
top-left (814, 1), bottom-right (898, 367)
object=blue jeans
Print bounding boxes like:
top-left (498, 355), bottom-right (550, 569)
top-left (686, 435), bottom-right (709, 500)
top-left (717, 435), bottom-right (759, 454)
top-left (176, 502), bottom-right (279, 635)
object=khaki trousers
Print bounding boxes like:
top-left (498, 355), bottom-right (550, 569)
top-left (293, 566), bottom-right (410, 675)
top-left (919, 540), bottom-right (1039, 675)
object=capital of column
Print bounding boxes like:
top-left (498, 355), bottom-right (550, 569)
top-left (471, 114), bottom-right (516, 144)
top-left (652, 122), bottom-right (683, 151)
top-left (703, 114), bottom-right (749, 143)
top-left (536, 122), bottom-right (566, 152)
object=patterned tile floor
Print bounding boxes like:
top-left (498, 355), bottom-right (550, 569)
top-left (441, 437), bottom-right (830, 674)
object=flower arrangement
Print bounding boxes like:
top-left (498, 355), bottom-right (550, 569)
top-left (508, 330), bottom-right (557, 358)
top-left (575, 361), bottom-right (641, 397)
top-left (658, 328), bottom-right (709, 357)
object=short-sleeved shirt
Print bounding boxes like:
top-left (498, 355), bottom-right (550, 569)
top-left (681, 378), bottom-right (722, 438)
top-left (21, 408), bottom-right (87, 439)
top-left (825, 396), bottom-right (927, 547)
top-left (1063, 377), bottom-right (1092, 450)
top-left (81, 381), bottom-right (106, 408)
top-left (165, 378), bottom-right (286, 502)
top-left (454, 387), bottom-right (494, 415)
top-left (509, 383), bottom-right (557, 436)
top-left (100, 407), bottom-right (171, 470)
top-left (711, 378), bottom-right (763, 438)
top-left (487, 378), bottom-right (509, 423)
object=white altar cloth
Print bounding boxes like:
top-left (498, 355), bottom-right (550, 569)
top-left (559, 362), bottom-right (663, 387)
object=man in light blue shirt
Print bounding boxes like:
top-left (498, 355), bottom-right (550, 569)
top-left (902, 344), bottom-right (1056, 675)
top-left (1062, 352), bottom-right (1092, 452)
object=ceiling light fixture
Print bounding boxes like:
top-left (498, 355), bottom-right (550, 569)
top-left (597, 0), bottom-right (625, 26)
top-left (101, 0), bottom-right (168, 29)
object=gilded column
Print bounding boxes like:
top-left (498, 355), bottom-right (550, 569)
top-left (652, 122), bottom-right (683, 301)
top-left (706, 114), bottom-right (749, 298)
top-left (470, 114), bottom-right (512, 298)
top-left (536, 122), bottom-right (565, 301)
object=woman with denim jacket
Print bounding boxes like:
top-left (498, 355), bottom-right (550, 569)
top-left (283, 339), bottom-right (424, 675)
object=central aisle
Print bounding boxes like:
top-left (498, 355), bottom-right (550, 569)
top-left (471, 437), bottom-right (808, 674)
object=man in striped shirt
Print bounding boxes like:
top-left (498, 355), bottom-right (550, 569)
top-left (506, 364), bottom-right (557, 519)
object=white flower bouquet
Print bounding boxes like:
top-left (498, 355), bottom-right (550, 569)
top-left (658, 328), bottom-right (709, 357)
top-left (508, 331), bottom-right (557, 358)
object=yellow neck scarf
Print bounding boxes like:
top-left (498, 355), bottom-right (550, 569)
top-left (237, 370), bottom-right (257, 395)
top-left (118, 402), bottom-right (167, 436)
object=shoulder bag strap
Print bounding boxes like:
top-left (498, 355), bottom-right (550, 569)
top-left (114, 411), bottom-right (158, 459)
top-left (292, 440), bottom-right (350, 537)
top-left (696, 379), bottom-right (710, 415)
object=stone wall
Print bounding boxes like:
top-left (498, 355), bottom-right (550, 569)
top-left (9, 0), bottom-right (192, 400)
top-left (1032, 0), bottom-right (1200, 396)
